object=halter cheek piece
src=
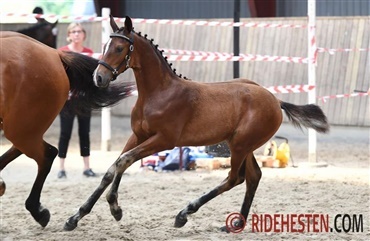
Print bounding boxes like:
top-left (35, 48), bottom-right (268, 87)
top-left (98, 32), bottom-right (134, 81)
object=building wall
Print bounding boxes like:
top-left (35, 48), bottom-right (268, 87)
top-left (121, 0), bottom-right (251, 19)
top-left (119, 0), bottom-right (369, 19)
top-left (277, 0), bottom-right (370, 17)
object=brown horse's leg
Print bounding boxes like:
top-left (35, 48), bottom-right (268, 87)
top-left (64, 134), bottom-right (169, 231)
top-left (0, 145), bottom-right (23, 170)
top-left (23, 140), bottom-right (58, 227)
top-left (64, 158), bottom-right (120, 231)
top-left (174, 151), bottom-right (247, 229)
top-left (14, 137), bottom-right (58, 227)
top-left (0, 146), bottom-right (23, 196)
top-left (219, 153), bottom-right (262, 232)
top-left (239, 153), bottom-right (261, 225)
top-left (106, 135), bottom-right (139, 221)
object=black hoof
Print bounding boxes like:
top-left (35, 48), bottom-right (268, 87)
top-left (112, 207), bottom-right (123, 221)
top-left (38, 208), bottom-right (50, 228)
top-left (174, 213), bottom-right (187, 228)
top-left (64, 217), bottom-right (78, 231)
top-left (220, 226), bottom-right (230, 233)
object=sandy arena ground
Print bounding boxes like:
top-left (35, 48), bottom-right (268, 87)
top-left (0, 115), bottom-right (369, 241)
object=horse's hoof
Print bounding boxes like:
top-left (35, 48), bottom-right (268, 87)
top-left (64, 218), bottom-right (78, 231)
top-left (174, 213), bottom-right (187, 228)
top-left (220, 226), bottom-right (230, 233)
top-left (0, 179), bottom-right (5, 196)
top-left (38, 208), bottom-right (50, 227)
top-left (111, 207), bottom-right (123, 221)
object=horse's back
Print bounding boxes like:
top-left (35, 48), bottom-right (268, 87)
top-left (0, 32), bottom-right (69, 138)
top-left (174, 78), bottom-right (282, 148)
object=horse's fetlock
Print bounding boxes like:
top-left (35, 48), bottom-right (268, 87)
top-left (79, 206), bottom-right (91, 215)
top-left (106, 193), bottom-right (118, 204)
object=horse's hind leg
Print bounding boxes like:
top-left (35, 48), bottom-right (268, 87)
top-left (219, 153), bottom-right (261, 232)
top-left (239, 153), bottom-right (261, 222)
top-left (0, 145), bottom-right (23, 170)
top-left (0, 146), bottom-right (23, 196)
top-left (174, 151), bottom-right (247, 228)
top-left (15, 139), bottom-right (58, 227)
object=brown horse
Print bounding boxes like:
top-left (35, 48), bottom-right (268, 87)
top-left (64, 16), bottom-right (329, 232)
top-left (17, 19), bottom-right (58, 48)
top-left (0, 31), bottom-right (134, 227)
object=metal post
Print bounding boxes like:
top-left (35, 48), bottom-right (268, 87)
top-left (308, 0), bottom-right (316, 162)
top-left (179, 147), bottom-right (183, 171)
top-left (233, 0), bottom-right (240, 78)
top-left (101, 8), bottom-right (111, 151)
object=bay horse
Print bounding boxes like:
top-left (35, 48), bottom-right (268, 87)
top-left (64, 15), bottom-right (329, 232)
top-left (17, 19), bottom-right (58, 48)
top-left (0, 31), bottom-right (134, 227)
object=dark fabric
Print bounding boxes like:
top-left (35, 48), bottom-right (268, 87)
top-left (58, 103), bottom-right (91, 158)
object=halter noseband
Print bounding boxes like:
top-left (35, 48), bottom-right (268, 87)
top-left (98, 32), bottom-right (134, 81)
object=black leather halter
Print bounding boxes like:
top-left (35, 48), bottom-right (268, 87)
top-left (98, 32), bottom-right (134, 81)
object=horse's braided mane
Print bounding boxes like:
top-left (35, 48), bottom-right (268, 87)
top-left (133, 29), bottom-right (190, 80)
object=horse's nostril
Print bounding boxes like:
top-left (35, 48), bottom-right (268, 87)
top-left (97, 75), bottom-right (103, 85)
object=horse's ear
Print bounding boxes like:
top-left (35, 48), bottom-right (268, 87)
top-left (52, 20), bottom-right (58, 29)
top-left (124, 16), bottom-right (133, 33)
top-left (109, 14), bottom-right (119, 32)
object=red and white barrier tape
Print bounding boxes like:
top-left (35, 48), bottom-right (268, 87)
top-left (165, 54), bottom-right (309, 63)
top-left (161, 48), bottom-right (230, 57)
top-left (2, 13), bottom-right (307, 28)
top-left (318, 47), bottom-right (370, 54)
top-left (129, 18), bottom-right (307, 28)
top-left (3, 13), bottom-right (100, 22)
top-left (266, 85), bottom-right (315, 94)
top-left (318, 92), bottom-right (368, 102)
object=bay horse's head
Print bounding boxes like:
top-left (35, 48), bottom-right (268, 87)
top-left (17, 19), bottom-right (58, 49)
top-left (93, 15), bottom-right (134, 88)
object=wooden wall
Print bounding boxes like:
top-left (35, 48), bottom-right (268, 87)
top-left (1, 16), bottom-right (369, 126)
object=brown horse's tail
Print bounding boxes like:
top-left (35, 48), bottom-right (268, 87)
top-left (58, 51), bottom-right (135, 111)
top-left (280, 101), bottom-right (330, 133)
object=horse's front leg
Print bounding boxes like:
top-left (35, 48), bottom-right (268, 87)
top-left (65, 134), bottom-right (168, 231)
top-left (64, 161), bottom-right (118, 231)
top-left (106, 135), bottom-right (138, 221)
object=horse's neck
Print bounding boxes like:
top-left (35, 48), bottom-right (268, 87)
top-left (132, 38), bottom-right (177, 96)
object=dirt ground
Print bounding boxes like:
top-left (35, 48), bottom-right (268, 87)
top-left (0, 115), bottom-right (369, 241)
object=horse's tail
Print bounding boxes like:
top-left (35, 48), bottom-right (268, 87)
top-left (280, 101), bottom-right (329, 133)
top-left (58, 50), bottom-right (135, 111)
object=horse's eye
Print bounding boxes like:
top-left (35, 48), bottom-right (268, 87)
top-left (116, 46), bottom-right (123, 53)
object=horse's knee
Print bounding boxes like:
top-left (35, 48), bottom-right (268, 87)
top-left (102, 171), bottom-right (115, 185)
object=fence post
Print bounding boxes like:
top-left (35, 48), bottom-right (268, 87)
top-left (233, 0), bottom-right (240, 78)
top-left (308, 0), bottom-right (317, 163)
top-left (101, 8), bottom-right (111, 151)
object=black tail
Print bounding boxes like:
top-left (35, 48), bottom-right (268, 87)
top-left (280, 101), bottom-right (329, 133)
top-left (58, 51), bottom-right (135, 111)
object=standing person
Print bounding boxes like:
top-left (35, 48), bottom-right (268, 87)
top-left (57, 22), bottom-right (96, 178)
